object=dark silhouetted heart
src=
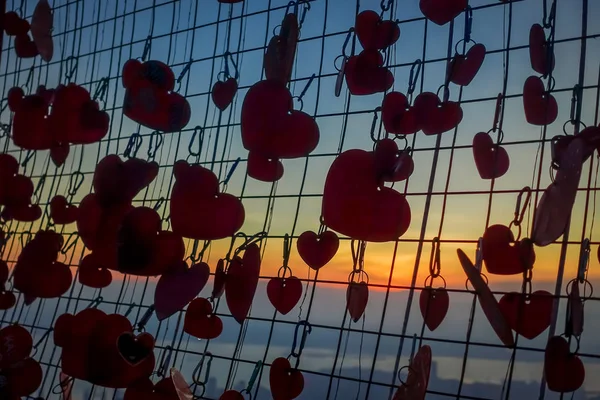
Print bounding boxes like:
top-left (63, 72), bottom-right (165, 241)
top-left (184, 297), bottom-right (223, 340)
top-left (219, 390), bottom-right (245, 400)
top-left (532, 138), bottom-right (585, 246)
top-left (472, 132), bottom-right (510, 179)
top-left (523, 76), bottom-right (558, 126)
top-left (355, 10), bottom-right (400, 51)
top-left (457, 249), bottom-right (514, 348)
top-left (31, 0), bottom-right (54, 62)
top-left (117, 332), bottom-right (155, 366)
top-left (482, 225), bottom-right (535, 275)
top-left (347, 281), bottom-right (369, 322)
top-left (419, 287), bottom-right (449, 331)
top-left (122, 59), bottom-right (176, 91)
top-left (530, 24), bottom-right (554, 76)
top-left (264, 14), bottom-right (298, 85)
top-left (247, 151), bottom-right (284, 182)
top-left (212, 78), bottom-right (238, 111)
top-left (9, 91), bottom-right (53, 150)
top-left (0, 356), bottom-right (43, 397)
top-left (226, 243), bottom-right (261, 323)
top-left (124, 377), bottom-right (178, 400)
top-left (0, 291), bottom-right (16, 310)
top-left (2, 203), bottom-right (42, 222)
top-left (267, 276), bottom-right (303, 315)
top-left (0, 324), bottom-right (33, 370)
top-left (393, 345), bottom-right (431, 400)
top-left (414, 92), bottom-right (463, 135)
top-left (212, 259), bottom-right (226, 299)
top-left (170, 160), bottom-right (245, 240)
top-left (4, 12), bottom-right (30, 36)
top-left (50, 195), bottom-right (78, 224)
top-left (296, 230), bottom-right (339, 271)
top-left (269, 357), bottom-right (304, 400)
top-left (50, 141), bottom-right (70, 167)
top-left (78, 253), bottom-right (113, 289)
top-left (373, 138), bottom-right (414, 182)
top-left (345, 49), bottom-right (394, 96)
top-left (498, 291), bottom-right (553, 340)
top-left (322, 148), bottom-right (411, 242)
top-left (419, 0), bottom-right (466, 26)
top-left (241, 80), bottom-right (320, 160)
top-left (544, 336), bottom-right (585, 393)
top-left (449, 43), bottom-right (486, 86)
top-left (15, 34), bottom-right (39, 58)
top-left (155, 261), bottom-right (210, 321)
top-left (381, 92), bottom-right (419, 135)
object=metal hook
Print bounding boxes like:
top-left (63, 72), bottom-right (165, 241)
top-left (370, 107), bottom-right (381, 143)
top-left (135, 305), bottom-right (155, 332)
top-left (464, 6), bottom-right (473, 43)
top-left (92, 77), bottom-right (110, 103)
top-left (68, 171), bottom-right (85, 198)
top-left (189, 240), bottom-right (211, 263)
top-left (147, 130), bottom-right (163, 160)
top-left (381, 0), bottom-right (393, 12)
top-left (60, 232), bottom-right (79, 255)
top-left (87, 296), bottom-right (103, 309)
top-left (124, 133), bottom-right (143, 159)
top-left (513, 186), bottom-right (532, 227)
top-left (492, 93), bottom-right (503, 133)
top-left (141, 35), bottom-right (153, 61)
top-left (188, 126), bottom-right (205, 159)
top-left (220, 157), bottom-right (241, 187)
top-left (223, 52), bottom-right (239, 80)
top-left (157, 346), bottom-right (174, 377)
top-left (350, 240), bottom-right (367, 273)
top-left (543, 0), bottom-right (556, 29)
top-left (192, 352), bottom-right (213, 386)
top-left (297, 73), bottom-right (316, 103)
top-left (428, 237), bottom-right (441, 278)
top-left (570, 84), bottom-right (582, 126)
top-left (290, 320), bottom-right (312, 359)
top-left (176, 58), bottom-right (194, 92)
top-left (243, 361), bottom-right (263, 394)
top-left (233, 232), bottom-right (268, 258)
top-left (475, 237), bottom-right (484, 271)
top-left (407, 59), bottom-right (422, 98)
top-left (64, 56), bottom-right (79, 81)
top-left (578, 239), bottom-right (590, 283)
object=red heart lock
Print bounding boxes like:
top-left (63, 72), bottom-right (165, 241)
top-left (124, 377), bottom-right (178, 400)
top-left (78, 253), bottom-right (113, 289)
top-left (346, 281), bottom-right (369, 322)
top-left (419, 287), bottom-right (449, 331)
top-left (31, 0), bottom-right (53, 62)
top-left (123, 60), bottom-right (176, 91)
top-left (212, 78), bottom-right (238, 111)
top-left (212, 259), bottom-right (227, 299)
top-left (117, 332), bottom-right (155, 366)
top-left (498, 291), bottom-right (553, 340)
top-left (322, 148), bottom-right (411, 242)
top-left (482, 225), bottom-right (535, 275)
top-left (93, 155), bottom-right (159, 208)
top-left (50, 141), bottom-right (70, 167)
top-left (523, 76), bottom-right (558, 126)
top-left (50, 195), bottom-right (78, 224)
top-left (77, 193), bottom-right (133, 251)
top-left (344, 49), bottom-right (394, 96)
top-left (155, 261), bottom-right (210, 320)
top-left (381, 92), bottom-right (420, 135)
top-left (267, 276), bottom-right (303, 315)
top-left (241, 80), bottom-right (320, 160)
top-left (544, 336), bottom-right (585, 393)
top-left (0, 153), bottom-right (19, 182)
top-left (0, 357), bottom-right (43, 398)
top-left (393, 346), bottom-right (431, 400)
top-left (9, 89), bottom-right (53, 150)
top-left (419, 0), bottom-right (466, 26)
top-left (529, 24), bottom-right (554, 76)
top-left (448, 43), bottom-right (486, 86)
top-left (355, 10), bottom-right (400, 51)
top-left (1, 174), bottom-right (33, 207)
top-left (184, 297), bottom-right (223, 340)
top-left (219, 390), bottom-right (245, 400)
top-left (4, 12), bottom-right (30, 36)
top-left (264, 14), bottom-right (298, 85)
top-left (246, 151), bottom-right (285, 182)
top-left (269, 357), bottom-right (304, 400)
top-left (0, 324), bottom-right (33, 370)
top-left (14, 33), bottom-right (39, 58)
top-left (2, 203), bottom-right (42, 222)
top-left (296, 230), bottom-right (339, 271)
top-left (414, 92), bottom-right (463, 135)
top-left (170, 160), bottom-right (245, 240)
top-left (472, 132), bottom-right (510, 179)
top-left (373, 138), bottom-right (414, 182)
top-left (225, 243), bottom-right (261, 324)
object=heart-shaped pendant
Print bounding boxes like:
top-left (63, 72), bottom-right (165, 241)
top-left (419, 287), bottom-right (450, 331)
top-left (266, 276), bottom-right (303, 315)
top-left (296, 230), bottom-right (339, 271)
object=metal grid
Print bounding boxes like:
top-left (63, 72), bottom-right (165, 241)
top-left (1, 0), bottom-right (599, 399)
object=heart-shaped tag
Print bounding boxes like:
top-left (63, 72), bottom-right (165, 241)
top-left (523, 76), bottom-right (558, 126)
top-left (267, 276), bottom-right (303, 315)
top-left (544, 336), bottom-right (585, 393)
top-left (414, 92), bottom-right (463, 135)
top-left (498, 291), bottom-right (553, 339)
top-left (155, 261), bottom-right (210, 321)
top-left (0, 356), bottom-right (43, 398)
top-left (381, 92), bottom-right (420, 135)
top-left (15, 33), bottom-right (39, 58)
top-left (346, 281), bottom-right (369, 322)
top-left (50, 141), bottom-right (70, 167)
top-left (472, 132), bottom-right (510, 179)
top-left (247, 152), bottom-right (285, 182)
top-left (419, 0), bottom-right (466, 26)
top-left (448, 43), bottom-right (486, 86)
top-left (264, 14), bottom-right (298, 85)
top-left (184, 297), bottom-right (223, 340)
top-left (344, 49), bottom-right (394, 96)
top-left (9, 90), bottom-right (53, 150)
top-left (393, 345), bottom-right (432, 400)
top-left (529, 24), bottom-right (554, 76)
top-left (117, 332), bottom-right (155, 366)
top-left (212, 78), bottom-right (238, 111)
top-left (296, 230), bottom-right (339, 271)
top-left (31, 0), bottom-right (53, 62)
top-left (4, 12), bottom-right (30, 36)
top-left (373, 138), bottom-right (415, 182)
top-left (225, 243), bottom-right (261, 323)
top-left (482, 225), bottom-right (535, 275)
top-left (78, 253), bottom-right (113, 289)
top-left (269, 357), bottom-right (304, 400)
top-left (355, 10), bottom-right (400, 51)
top-left (0, 325), bottom-right (33, 370)
top-left (219, 390), bottom-right (245, 400)
top-left (50, 195), bottom-right (78, 224)
top-left (419, 287), bottom-right (449, 331)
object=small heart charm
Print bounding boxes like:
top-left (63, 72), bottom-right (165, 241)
top-left (472, 132), bottom-right (510, 179)
top-left (419, 0), bottom-right (467, 26)
top-left (50, 141), bottom-right (70, 167)
top-left (155, 261), bottom-right (210, 321)
top-left (414, 92), bottom-right (463, 135)
top-left (266, 276), bottom-right (303, 315)
top-left (419, 287), bottom-right (450, 331)
top-left (269, 357), bottom-right (304, 400)
top-left (50, 195), bottom-right (79, 224)
top-left (381, 91), bottom-right (420, 135)
top-left (544, 336), bottom-right (585, 393)
top-left (498, 291), bottom-right (553, 339)
top-left (78, 253), bottom-right (113, 289)
top-left (346, 281), bottom-right (369, 322)
top-left (296, 230), bottom-right (339, 271)
top-left (523, 76), bottom-right (558, 126)
top-left (116, 332), bottom-right (154, 366)
top-left (247, 151), bottom-right (284, 182)
top-left (529, 24), bottom-right (554, 76)
top-left (482, 225), bottom-right (535, 275)
top-left (355, 10), bottom-right (400, 51)
top-left (448, 43), bottom-right (486, 86)
top-left (184, 297), bottom-right (223, 340)
top-left (212, 78), bottom-right (238, 111)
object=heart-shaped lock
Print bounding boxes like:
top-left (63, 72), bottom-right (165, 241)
top-left (381, 92), bottom-right (420, 135)
top-left (50, 195), bottom-right (78, 224)
top-left (0, 325), bottom-right (33, 370)
top-left (419, 0), bottom-right (467, 26)
top-left (373, 138), bottom-right (415, 182)
top-left (184, 297), bottom-right (223, 340)
top-left (15, 33), bottom-right (39, 58)
top-left (4, 12), bottom-right (30, 36)
top-left (448, 43), bottom-right (486, 86)
top-left (31, 0), bottom-right (54, 62)
top-left (78, 253), bottom-right (113, 289)
top-left (246, 151), bottom-right (285, 182)
top-left (269, 357), bottom-right (304, 400)
top-left (117, 332), bottom-right (155, 366)
top-left (393, 345), bottom-right (432, 400)
top-left (472, 132), bottom-right (510, 179)
top-left (498, 291), bottom-right (553, 340)
top-left (355, 10), bottom-right (400, 51)
top-left (225, 243), bottom-right (261, 323)
top-left (267, 276), bottom-right (303, 315)
top-left (155, 261), bottom-right (210, 321)
top-left (523, 76), bottom-right (558, 126)
top-left (414, 92), bottom-right (463, 135)
top-left (212, 78), bottom-right (238, 111)
top-left (296, 230), bottom-right (339, 271)
top-left (544, 336), bottom-right (585, 393)
top-left (344, 49), bottom-right (394, 96)
top-left (9, 88), bottom-right (53, 150)
top-left (529, 24), bottom-right (554, 76)
top-left (50, 141), bottom-right (70, 167)
top-left (346, 281), bottom-right (369, 322)
top-left (0, 357), bottom-right (43, 398)
top-left (482, 225), bottom-right (535, 275)
top-left (419, 287), bottom-right (450, 331)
